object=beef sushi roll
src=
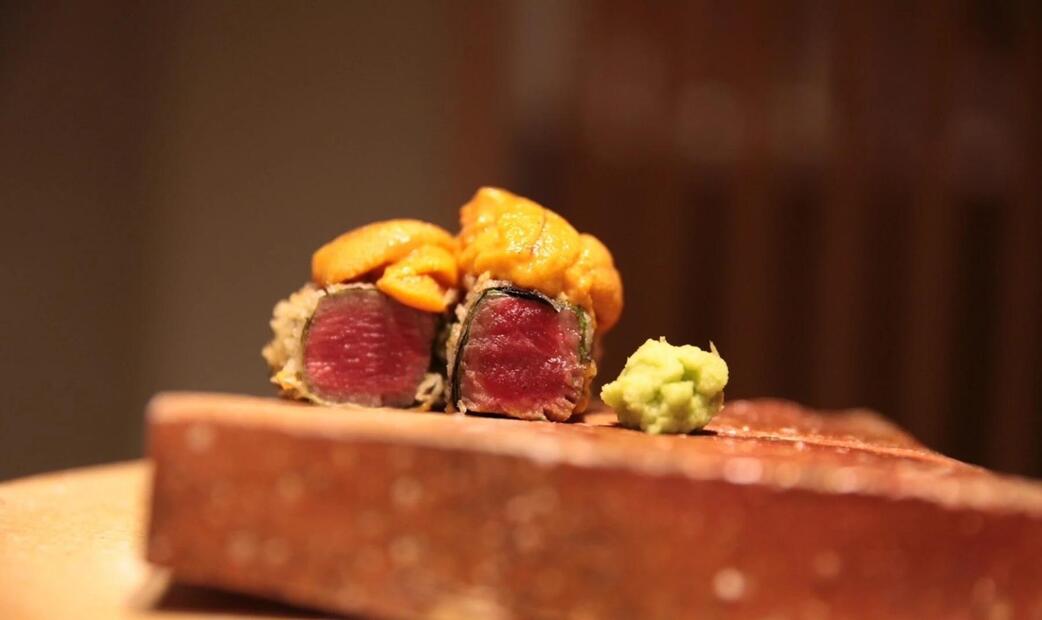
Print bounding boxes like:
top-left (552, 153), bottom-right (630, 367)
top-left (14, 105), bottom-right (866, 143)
top-left (448, 279), bottom-right (594, 421)
top-left (446, 188), bottom-right (623, 421)
top-left (263, 220), bottom-right (458, 409)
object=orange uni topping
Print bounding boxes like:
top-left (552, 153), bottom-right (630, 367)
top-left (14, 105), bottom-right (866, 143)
top-left (311, 219), bottom-right (458, 313)
top-left (458, 187), bottom-right (623, 332)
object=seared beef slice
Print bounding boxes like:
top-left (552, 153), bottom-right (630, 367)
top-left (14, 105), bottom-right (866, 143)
top-left (454, 290), bottom-right (588, 421)
top-left (304, 288), bottom-right (436, 407)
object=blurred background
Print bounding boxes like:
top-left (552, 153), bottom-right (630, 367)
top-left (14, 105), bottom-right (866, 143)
top-left (1, 0), bottom-right (1039, 480)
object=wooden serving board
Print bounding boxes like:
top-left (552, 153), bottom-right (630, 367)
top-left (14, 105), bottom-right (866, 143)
top-left (144, 393), bottom-right (1042, 619)
top-left (0, 461), bottom-right (323, 620)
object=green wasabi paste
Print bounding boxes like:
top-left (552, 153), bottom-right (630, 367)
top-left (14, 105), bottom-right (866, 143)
top-left (600, 338), bottom-right (729, 434)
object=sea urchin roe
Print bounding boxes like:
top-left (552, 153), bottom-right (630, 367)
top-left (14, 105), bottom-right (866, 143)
top-left (600, 338), bottom-right (729, 434)
top-left (458, 187), bottom-right (623, 333)
top-left (311, 219), bottom-right (458, 313)
top-left (564, 234), bottom-right (623, 333)
top-left (376, 244), bottom-right (458, 313)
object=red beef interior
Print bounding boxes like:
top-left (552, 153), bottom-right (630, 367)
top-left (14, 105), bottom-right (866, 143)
top-left (303, 288), bottom-right (436, 407)
top-left (458, 294), bottom-right (584, 421)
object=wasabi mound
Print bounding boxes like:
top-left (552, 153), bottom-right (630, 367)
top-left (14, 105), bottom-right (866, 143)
top-left (601, 338), bottom-right (729, 434)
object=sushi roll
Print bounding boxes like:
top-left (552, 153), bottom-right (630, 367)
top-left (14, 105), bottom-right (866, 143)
top-left (263, 220), bottom-right (458, 409)
top-left (446, 188), bottom-right (624, 421)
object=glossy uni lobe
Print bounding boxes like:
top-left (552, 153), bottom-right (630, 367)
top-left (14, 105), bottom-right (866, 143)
top-left (311, 219), bottom-right (458, 313)
top-left (457, 188), bottom-right (623, 333)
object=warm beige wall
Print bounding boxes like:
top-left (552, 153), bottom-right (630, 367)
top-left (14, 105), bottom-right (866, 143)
top-left (0, 1), bottom-right (459, 479)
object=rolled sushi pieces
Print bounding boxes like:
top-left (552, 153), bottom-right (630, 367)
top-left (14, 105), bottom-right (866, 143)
top-left (263, 220), bottom-right (458, 409)
top-left (446, 187), bottom-right (623, 421)
top-left (446, 280), bottom-right (594, 421)
top-left (262, 188), bottom-right (624, 421)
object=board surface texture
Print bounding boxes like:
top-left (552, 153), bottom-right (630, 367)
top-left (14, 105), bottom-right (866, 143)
top-left (146, 392), bottom-right (1042, 619)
